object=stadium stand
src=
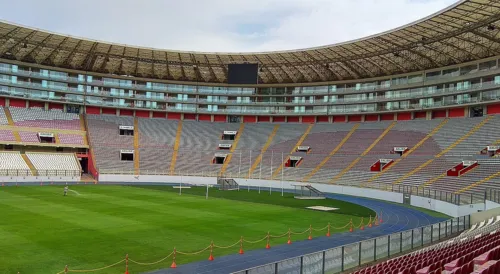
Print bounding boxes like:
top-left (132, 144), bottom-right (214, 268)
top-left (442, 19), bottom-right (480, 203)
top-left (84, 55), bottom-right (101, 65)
top-left (0, 129), bottom-right (15, 142)
top-left (82, 115), bottom-right (500, 195)
top-left (0, 106), bottom-right (9, 125)
top-left (9, 107), bottom-right (80, 130)
top-left (0, 151), bottom-right (30, 175)
top-left (58, 134), bottom-right (85, 145)
top-left (353, 215), bottom-right (500, 274)
top-left (86, 114), bottom-right (134, 172)
top-left (25, 152), bottom-right (80, 176)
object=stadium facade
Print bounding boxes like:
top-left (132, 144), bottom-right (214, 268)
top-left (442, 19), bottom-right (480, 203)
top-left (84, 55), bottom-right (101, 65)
top-left (0, 0), bottom-right (500, 123)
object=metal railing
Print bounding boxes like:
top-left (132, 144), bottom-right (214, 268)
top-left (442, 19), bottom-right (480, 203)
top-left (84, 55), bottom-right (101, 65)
top-left (0, 169), bottom-right (80, 177)
top-left (486, 188), bottom-right (500, 204)
top-left (232, 216), bottom-right (470, 274)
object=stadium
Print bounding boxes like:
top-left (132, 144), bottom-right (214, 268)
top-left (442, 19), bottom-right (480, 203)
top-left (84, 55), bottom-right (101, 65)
top-left (1, 0), bottom-right (500, 273)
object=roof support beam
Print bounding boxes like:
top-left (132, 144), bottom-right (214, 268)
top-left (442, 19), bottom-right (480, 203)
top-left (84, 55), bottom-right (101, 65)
top-left (98, 44), bottom-right (112, 72)
top-left (134, 48), bottom-right (140, 75)
top-left (19, 34), bottom-right (52, 62)
top-left (0, 30), bottom-right (37, 57)
top-left (63, 40), bottom-right (83, 68)
top-left (378, 36), bottom-right (440, 67)
top-left (178, 53), bottom-right (186, 80)
top-left (117, 47), bottom-right (126, 73)
top-left (42, 37), bottom-right (69, 65)
top-left (326, 48), bottom-right (362, 78)
top-left (82, 42), bottom-right (98, 71)
top-left (204, 55), bottom-right (218, 82)
top-left (253, 55), bottom-right (279, 83)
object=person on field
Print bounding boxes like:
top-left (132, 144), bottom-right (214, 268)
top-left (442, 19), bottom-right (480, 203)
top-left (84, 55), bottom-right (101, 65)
top-left (64, 185), bottom-right (68, 196)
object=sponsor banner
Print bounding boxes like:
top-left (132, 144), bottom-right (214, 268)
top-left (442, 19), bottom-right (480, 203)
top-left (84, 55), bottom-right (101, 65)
top-left (38, 132), bottom-right (54, 138)
top-left (214, 153), bottom-right (228, 158)
top-left (120, 150), bottom-right (134, 154)
top-left (462, 160), bottom-right (477, 166)
top-left (487, 146), bottom-right (500, 151)
top-left (218, 144), bottom-right (232, 148)
top-left (119, 125), bottom-right (134, 130)
top-left (223, 131), bottom-right (237, 135)
top-left (380, 159), bottom-right (393, 164)
top-left (289, 156), bottom-right (302, 161)
top-left (297, 146), bottom-right (310, 151)
top-left (393, 147), bottom-right (408, 152)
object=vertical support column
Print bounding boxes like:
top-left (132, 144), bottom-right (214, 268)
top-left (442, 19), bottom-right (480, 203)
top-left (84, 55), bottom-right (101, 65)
top-left (421, 227), bottom-right (424, 246)
top-left (399, 232), bottom-right (403, 253)
top-left (341, 246), bottom-right (345, 272)
top-left (322, 251), bottom-right (326, 274)
top-left (358, 242), bottom-right (362, 266)
top-left (387, 235), bottom-right (390, 256)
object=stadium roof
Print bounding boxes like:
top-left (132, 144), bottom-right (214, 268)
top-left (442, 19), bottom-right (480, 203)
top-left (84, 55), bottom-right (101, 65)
top-left (1, 0), bottom-right (500, 85)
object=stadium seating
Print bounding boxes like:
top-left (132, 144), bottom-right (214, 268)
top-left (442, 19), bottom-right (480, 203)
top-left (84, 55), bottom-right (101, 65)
top-left (19, 131), bottom-right (40, 143)
top-left (26, 152), bottom-right (80, 176)
top-left (87, 114), bottom-right (134, 172)
top-left (0, 151), bottom-right (30, 175)
top-left (0, 106), bottom-right (9, 125)
top-left (82, 114), bottom-right (500, 195)
top-left (176, 120), bottom-right (238, 175)
top-left (354, 215), bottom-right (500, 274)
top-left (58, 134), bottom-right (85, 145)
top-left (0, 129), bottom-right (15, 142)
top-left (9, 107), bottom-right (81, 130)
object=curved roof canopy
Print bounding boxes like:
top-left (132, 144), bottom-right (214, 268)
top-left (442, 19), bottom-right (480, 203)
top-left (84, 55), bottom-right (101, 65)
top-left (1, 0), bottom-right (500, 84)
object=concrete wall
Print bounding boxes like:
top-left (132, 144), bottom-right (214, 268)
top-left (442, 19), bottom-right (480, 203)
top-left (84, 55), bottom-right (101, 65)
top-left (0, 176), bottom-right (80, 184)
top-left (486, 200), bottom-right (500, 211)
top-left (471, 201), bottom-right (500, 225)
top-left (235, 178), bottom-right (404, 203)
top-left (410, 195), bottom-right (486, 217)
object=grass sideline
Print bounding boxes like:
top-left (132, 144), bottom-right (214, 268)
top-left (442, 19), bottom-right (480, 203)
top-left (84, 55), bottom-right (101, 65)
top-left (0, 185), bottom-right (375, 274)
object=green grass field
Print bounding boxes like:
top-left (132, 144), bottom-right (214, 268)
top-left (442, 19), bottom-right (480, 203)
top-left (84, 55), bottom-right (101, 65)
top-left (0, 185), bottom-right (375, 274)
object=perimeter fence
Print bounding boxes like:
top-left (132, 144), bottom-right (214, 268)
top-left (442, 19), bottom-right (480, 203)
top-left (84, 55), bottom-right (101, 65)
top-left (232, 215), bottom-right (470, 274)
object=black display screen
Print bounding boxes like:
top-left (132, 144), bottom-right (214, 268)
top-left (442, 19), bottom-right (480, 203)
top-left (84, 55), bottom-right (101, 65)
top-left (227, 63), bottom-right (259, 84)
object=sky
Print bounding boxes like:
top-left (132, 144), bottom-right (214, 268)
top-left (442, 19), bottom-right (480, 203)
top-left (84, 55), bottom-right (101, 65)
top-left (0, 0), bottom-right (458, 53)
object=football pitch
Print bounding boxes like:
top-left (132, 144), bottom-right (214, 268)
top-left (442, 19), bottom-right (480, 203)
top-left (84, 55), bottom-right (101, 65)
top-left (0, 185), bottom-right (375, 274)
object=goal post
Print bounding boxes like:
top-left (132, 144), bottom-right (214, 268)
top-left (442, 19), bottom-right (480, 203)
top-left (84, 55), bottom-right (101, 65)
top-left (217, 176), bottom-right (239, 191)
top-left (293, 184), bottom-right (326, 200)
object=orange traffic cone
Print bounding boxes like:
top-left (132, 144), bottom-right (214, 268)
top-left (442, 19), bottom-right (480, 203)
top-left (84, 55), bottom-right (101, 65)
top-left (170, 248), bottom-right (177, 268)
top-left (239, 237), bottom-right (244, 254)
top-left (208, 241), bottom-right (214, 261)
top-left (349, 219), bottom-right (353, 233)
top-left (265, 232), bottom-right (271, 249)
top-left (360, 217), bottom-right (365, 230)
top-left (308, 225), bottom-right (313, 240)
top-left (124, 254), bottom-right (129, 274)
top-left (326, 223), bottom-right (331, 237)
top-left (368, 216), bottom-right (373, 228)
top-left (287, 229), bottom-right (292, 245)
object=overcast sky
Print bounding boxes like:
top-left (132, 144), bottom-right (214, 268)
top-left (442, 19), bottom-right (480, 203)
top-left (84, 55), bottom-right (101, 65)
top-left (0, 0), bottom-right (458, 53)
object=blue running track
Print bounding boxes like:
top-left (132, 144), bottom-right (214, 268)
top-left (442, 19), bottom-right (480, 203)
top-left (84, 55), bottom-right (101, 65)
top-left (146, 193), bottom-right (447, 274)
